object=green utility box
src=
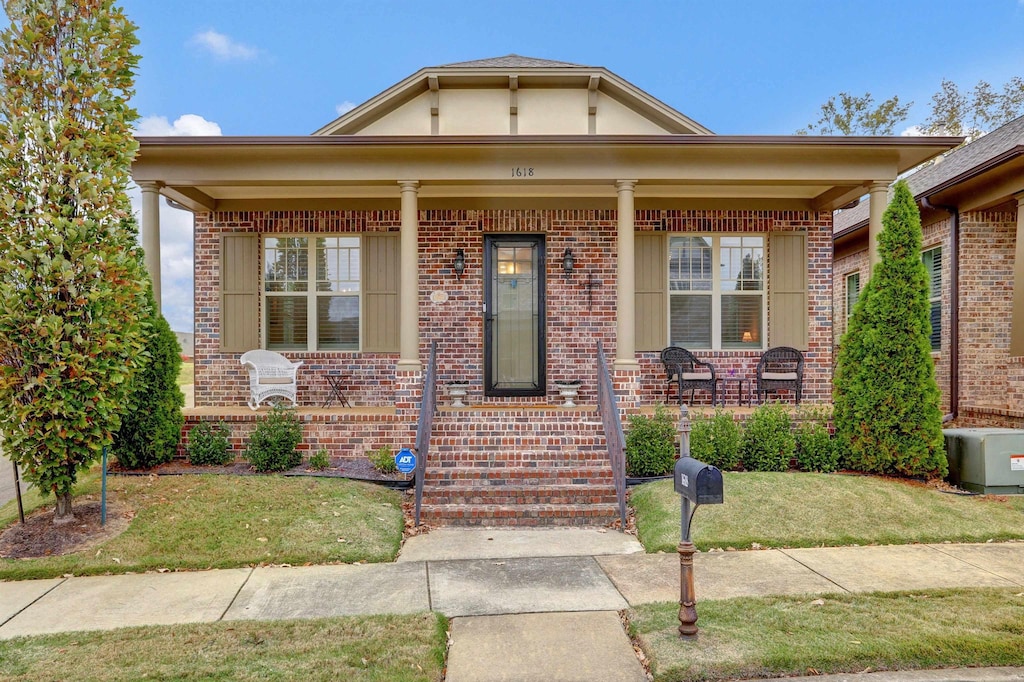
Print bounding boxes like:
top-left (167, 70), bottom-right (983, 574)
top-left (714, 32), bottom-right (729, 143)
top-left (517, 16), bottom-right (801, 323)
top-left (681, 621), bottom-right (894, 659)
top-left (942, 428), bottom-right (1024, 494)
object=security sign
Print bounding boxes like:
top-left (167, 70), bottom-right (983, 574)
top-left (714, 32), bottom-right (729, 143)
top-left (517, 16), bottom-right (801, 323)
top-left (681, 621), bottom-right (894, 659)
top-left (395, 448), bottom-right (416, 474)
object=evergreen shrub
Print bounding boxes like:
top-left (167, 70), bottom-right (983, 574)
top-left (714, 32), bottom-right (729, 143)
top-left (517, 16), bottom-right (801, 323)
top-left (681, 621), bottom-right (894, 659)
top-left (795, 407), bottom-right (838, 473)
top-left (309, 447), bottom-right (330, 471)
top-left (625, 404), bottom-right (677, 477)
top-left (690, 410), bottom-right (741, 470)
top-left (368, 445), bottom-right (397, 474)
top-left (186, 420), bottom-right (232, 466)
top-left (740, 402), bottom-right (796, 472)
top-left (246, 403), bottom-right (303, 472)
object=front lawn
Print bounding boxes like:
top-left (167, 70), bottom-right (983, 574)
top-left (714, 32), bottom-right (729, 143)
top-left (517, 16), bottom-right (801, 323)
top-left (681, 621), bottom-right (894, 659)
top-left (0, 469), bottom-right (405, 581)
top-left (0, 613), bottom-right (447, 682)
top-left (630, 588), bottom-right (1024, 682)
top-left (631, 472), bottom-right (1024, 552)
top-left (177, 360), bottom-right (194, 386)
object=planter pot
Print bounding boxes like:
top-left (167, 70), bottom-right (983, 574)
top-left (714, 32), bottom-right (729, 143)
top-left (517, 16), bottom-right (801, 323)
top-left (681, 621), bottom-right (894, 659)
top-left (446, 382), bottom-right (469, 408)
top-left (554, 380), bottom-right (582, 407)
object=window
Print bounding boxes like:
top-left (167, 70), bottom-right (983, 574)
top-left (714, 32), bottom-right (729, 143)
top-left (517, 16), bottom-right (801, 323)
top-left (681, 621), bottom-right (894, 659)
top-left (669, 235), bottom-right (764, 349)
top-left (846, 272), bottom-right (861, 317)
top-left (922, 247), bottom-right (941, 351)
top-left (263, 236), bottom-right (360, 351)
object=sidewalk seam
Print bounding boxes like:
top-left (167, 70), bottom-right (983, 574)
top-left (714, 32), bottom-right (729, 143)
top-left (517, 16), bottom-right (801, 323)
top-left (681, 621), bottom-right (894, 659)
top-left (425, 561), bottom-right (433, 612)
top-left (0, 577), bottom-right (68, 630)
top-left (218, 567), bottom-right (255, 621)
top-left (926, 544), bottom-right (1024, 587)
top-left (776, 548), bottom-right (853, 593)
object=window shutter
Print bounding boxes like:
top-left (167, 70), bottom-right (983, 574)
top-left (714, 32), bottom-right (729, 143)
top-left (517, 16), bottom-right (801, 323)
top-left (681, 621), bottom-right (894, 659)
top-left (769, 233), bottom-right (808, 350)
top-left (220, 233), bottom-right (259, 352)
top-left (635, 233), bottom-right (667, 351)
top-left (363, 233), bottom-right (400, 352)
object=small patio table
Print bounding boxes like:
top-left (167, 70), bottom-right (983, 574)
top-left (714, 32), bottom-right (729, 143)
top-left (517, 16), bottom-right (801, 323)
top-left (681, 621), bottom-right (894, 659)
top-left (716, 376), bottom-right (750, 407)
top-left (322, 374), bottom-right (351, 408)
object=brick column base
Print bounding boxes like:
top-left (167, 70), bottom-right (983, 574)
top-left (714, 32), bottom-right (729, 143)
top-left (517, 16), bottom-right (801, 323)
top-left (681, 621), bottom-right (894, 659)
top-left (613, 367), bottom-right (642, 412)
top-left (394, 369), bottom-right (424, 419)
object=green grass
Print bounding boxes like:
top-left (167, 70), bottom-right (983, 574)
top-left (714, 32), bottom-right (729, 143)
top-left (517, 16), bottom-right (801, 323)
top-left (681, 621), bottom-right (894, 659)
top-left (0, 613), bottom-right (448, 682)
top-left (177, 361), bottom-right (194, 386)
top-left (0, 469), bottom-right (405, 580)
top-left (630, 472), bottom-right (1024, 552)
top-left (630, 588), bottom-right (1024, 681)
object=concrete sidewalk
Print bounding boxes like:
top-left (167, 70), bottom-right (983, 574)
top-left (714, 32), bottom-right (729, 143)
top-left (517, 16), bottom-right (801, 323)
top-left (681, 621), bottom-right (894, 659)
top-left (2, 529), bottom-right (1024, 681)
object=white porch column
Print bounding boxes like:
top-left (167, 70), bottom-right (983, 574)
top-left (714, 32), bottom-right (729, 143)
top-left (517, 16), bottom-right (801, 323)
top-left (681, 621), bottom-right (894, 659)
top-left (138, 181), bottom-right (163, 311)
top-left (867, 181), bottom-right (888, 275)
top-left (398, 181), bottom-right (422, 371)
top-left (1010, 193), bottom-right (1024, 357)
top-left (615, 180), bottom-right (639, 370)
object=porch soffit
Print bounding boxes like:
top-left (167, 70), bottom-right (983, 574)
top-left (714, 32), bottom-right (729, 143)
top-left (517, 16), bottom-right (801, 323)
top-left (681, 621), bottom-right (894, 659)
top-left (133, 135), bottom-right (961, 213)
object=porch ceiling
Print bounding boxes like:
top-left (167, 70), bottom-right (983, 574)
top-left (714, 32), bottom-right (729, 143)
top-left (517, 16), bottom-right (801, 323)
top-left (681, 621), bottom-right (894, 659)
top-left (133, 134), bottom-right (961, 213)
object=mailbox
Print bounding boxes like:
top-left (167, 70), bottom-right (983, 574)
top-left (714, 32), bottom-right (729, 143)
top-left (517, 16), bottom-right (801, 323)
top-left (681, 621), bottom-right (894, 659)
top-left (674, 457), bottom-right (724, 505)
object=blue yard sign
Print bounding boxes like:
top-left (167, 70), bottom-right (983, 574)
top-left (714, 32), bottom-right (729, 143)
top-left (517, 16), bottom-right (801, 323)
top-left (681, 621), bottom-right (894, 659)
top-left (395, 448), bottom-right (416, 474)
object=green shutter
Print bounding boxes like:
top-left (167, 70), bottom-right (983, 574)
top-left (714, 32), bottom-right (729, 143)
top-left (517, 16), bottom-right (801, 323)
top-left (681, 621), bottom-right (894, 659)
top-left (769, 233), bottom-right (808, 350)
top-left (635, 233), bottom-right (667, 351)
top-left (220, 233), bottom-right (259, 352)
top-left (363, 233), bottom-right (400, 352)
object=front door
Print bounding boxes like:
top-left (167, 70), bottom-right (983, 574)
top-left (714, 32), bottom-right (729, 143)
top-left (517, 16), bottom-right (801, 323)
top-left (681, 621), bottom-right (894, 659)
top-left (484, 236), bottom-right (546, 396)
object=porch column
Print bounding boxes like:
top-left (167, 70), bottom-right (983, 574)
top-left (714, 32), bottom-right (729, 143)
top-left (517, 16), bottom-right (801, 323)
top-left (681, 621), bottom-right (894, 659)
top-left (868, 181), bottom-right (888, 275)
top-left (138, 181), bottom-right (163, 312)
top-left (398, 181), bottom-right (422, 371)
top-left (615, 180), bottom-right (639, 370)
top-left (1010, 193), bottom-right (1024, 357)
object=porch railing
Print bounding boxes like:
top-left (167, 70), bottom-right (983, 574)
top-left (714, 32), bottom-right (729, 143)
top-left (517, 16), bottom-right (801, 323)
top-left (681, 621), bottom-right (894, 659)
top-left (413, 341), bottom-right (438, 526)
top-left (596, 341), bottom-right (628, 529)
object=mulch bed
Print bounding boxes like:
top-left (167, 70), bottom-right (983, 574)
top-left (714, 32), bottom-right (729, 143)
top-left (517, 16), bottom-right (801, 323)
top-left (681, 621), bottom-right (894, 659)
top-left (0, 500), bottom-right (132, 560)
top-left (108, 457), bottom-right (414, 488)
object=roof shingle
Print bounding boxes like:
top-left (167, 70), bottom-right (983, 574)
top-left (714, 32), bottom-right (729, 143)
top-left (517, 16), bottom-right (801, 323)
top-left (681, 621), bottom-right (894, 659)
top-left (435, 54), bottom-right (588, 69)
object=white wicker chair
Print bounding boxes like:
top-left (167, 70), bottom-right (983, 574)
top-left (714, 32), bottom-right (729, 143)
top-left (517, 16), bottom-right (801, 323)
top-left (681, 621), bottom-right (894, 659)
top-left (240, 350), bottom-right (303, 410)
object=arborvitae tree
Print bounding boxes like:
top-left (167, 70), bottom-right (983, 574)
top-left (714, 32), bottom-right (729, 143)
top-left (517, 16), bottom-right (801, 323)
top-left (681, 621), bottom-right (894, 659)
top-left (0, 1), bottom-right (147, 522)
top-left (833, 181), bottom-right (946, 478)
top-left (113, 286), bottom-right (184, 470)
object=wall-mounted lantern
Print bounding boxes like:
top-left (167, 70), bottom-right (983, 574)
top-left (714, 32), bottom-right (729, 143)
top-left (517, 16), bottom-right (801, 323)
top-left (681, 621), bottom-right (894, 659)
top-left (453, 249), bottom-right (466, 279)
top-left (562, 248), bottom-right (575, 279)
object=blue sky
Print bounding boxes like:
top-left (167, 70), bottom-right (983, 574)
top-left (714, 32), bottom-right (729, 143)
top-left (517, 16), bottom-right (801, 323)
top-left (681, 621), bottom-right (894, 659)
top-left (115, 0), bottom-right (1024, 332)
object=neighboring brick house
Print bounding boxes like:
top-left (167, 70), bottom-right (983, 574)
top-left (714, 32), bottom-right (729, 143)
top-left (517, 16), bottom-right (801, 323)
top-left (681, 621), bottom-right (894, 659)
top-left (834, 115), bottom-right (1024, 427)
top-left (132, 56), bottom-right (956, 525)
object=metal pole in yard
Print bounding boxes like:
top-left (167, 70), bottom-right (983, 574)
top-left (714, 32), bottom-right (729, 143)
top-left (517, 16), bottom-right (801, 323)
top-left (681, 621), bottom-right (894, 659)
top-left (101, 446), bottom-right (107, 526)
top-left (13, 461), bottom-right (25, 524)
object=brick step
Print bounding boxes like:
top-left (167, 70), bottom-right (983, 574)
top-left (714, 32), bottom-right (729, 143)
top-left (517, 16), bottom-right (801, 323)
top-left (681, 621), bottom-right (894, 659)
top-left (428, 450), bottom-right (610, 465)
top-left (423, 484), bottom-right (619, 506)
top-left (418, 503), bottom-right (621, 527)
top-left (425, 466), bottom-right (615, 486)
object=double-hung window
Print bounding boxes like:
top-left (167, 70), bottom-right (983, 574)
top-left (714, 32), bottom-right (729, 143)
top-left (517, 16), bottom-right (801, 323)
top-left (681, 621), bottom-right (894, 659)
top-left (922, 246), bottom-right (941, 351)
top-left (846, 272), bottom-right (861, 317)
top-left (669, 235), bottom-right (764, 349)
top-left (263, 236), bottom-right (360, 351)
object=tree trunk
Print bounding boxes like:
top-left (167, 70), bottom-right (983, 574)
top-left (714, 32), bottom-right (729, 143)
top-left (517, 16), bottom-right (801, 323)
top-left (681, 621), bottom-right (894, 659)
top-left (53, 491), bottom-right (75, 526)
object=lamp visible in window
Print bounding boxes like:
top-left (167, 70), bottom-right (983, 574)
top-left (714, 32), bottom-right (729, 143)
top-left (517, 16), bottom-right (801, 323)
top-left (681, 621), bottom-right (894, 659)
top-left (742, 331), bottom-right (753, 343)
top-left (453, 249), bottom-right (466, 279)
top-left (562, 248), bottom-right (575, 279)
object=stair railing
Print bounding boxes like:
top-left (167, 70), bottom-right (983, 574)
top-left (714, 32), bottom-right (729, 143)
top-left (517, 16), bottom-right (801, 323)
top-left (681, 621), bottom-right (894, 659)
top-left (596, 341), bottom-right (628, 529)
top-left (414, 341), bottom-right (438, 526)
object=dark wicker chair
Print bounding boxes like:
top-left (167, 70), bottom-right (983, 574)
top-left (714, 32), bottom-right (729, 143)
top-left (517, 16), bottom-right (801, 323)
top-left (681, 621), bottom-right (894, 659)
top-left (755, 346), bottom-right (804, 404)
top-left (660, 346), bottom-right (717, 405)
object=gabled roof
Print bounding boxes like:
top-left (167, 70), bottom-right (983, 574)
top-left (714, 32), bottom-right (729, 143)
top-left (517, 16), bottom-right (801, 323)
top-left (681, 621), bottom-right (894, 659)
top-left (835, 114), bottom-right (1024, 235)
top-left (313, 54), bottom-right (714, 136)
top-left (436, 54), bottom-right (586, 69)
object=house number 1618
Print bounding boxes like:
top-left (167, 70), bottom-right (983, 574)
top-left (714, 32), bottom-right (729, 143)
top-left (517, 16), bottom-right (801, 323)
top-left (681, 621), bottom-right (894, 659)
top-left (511, 167), bottom-right (535, 177)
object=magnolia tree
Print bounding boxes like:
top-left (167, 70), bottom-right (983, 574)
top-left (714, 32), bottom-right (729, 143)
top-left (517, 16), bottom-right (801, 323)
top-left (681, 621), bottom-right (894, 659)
top-left (0, 0), bottom-right (148, 523)
top-left (833, 181), bottom-right (946, 478)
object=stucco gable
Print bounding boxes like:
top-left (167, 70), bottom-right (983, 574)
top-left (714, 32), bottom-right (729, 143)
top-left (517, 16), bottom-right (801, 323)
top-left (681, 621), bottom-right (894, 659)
top-left (314, 54), bottom-right (713, 136)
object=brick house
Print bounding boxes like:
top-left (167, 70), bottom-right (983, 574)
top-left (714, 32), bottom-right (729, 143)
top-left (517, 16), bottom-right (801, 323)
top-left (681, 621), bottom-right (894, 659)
top-left (834, 115), bottom-right (1024, 428)
top-left (132, 56), bottom-right (956, 525)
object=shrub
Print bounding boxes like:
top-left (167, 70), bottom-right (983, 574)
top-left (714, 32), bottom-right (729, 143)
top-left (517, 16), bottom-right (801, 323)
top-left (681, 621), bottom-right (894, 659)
top-left (246, 403), bottom-right (304, 472)
top-left (690, 410), bottom-right (741, 471)
top-left (309, 447), bottom-right (330, 471)
top-left (833, 180), bottom-right (946, 478)
top-left (626, 405), bottom-right (677, 477)
top-left (186, 420), bottom-right (233, 466)
top-left (113, 287), bottom-right (184, 470)
top-left (368, 445), bottom-right (397, 474)
top-left (795, 407), bottom-right (838, 473)
top-left (740, 402), bottom-right (796, 472)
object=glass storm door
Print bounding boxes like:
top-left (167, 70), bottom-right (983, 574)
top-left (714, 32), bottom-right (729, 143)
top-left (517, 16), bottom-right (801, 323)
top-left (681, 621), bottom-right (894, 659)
top-left (484, 236), bottom-right (546, 396)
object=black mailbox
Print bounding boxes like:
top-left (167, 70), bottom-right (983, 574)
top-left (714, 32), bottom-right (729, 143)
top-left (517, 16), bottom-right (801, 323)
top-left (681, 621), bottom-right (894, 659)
top-left (674, 457), bottom-right (724, 505)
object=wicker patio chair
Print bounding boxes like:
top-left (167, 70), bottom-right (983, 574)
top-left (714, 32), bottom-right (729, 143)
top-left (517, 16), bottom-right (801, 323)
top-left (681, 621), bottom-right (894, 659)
top-left (240, 350), bottom-right (303, 410)
top-left (755, 346), bottom-right (804, 405)
top-left (660, 346), bottom-right (717, 405)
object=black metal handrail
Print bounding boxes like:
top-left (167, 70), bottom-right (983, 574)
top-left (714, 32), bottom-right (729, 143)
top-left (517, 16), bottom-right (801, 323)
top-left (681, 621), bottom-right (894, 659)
top-left (596, 341), bottom-right (628, 529)
top-left (413, 341), bottom-right (438, 526)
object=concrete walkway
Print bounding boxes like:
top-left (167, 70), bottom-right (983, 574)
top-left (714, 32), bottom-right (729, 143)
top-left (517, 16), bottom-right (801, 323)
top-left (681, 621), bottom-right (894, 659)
top-left (2, 530), bottom-right (1024, 682)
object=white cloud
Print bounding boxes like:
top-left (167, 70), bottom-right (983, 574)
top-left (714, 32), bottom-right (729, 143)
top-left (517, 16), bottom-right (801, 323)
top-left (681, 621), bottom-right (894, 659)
top-left (900, 125), bottom-right (925, 136)
top-left (191, 29), bottom-right (258, 61)
top-left (136, 114), bottom-right (222, 137)
top-left (335, 101), bottom-right (357, 116)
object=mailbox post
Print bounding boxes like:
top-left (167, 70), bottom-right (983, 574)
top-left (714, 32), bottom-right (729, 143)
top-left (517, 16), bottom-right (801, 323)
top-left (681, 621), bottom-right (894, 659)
top-left (674, 405), bottom-right (724, 639)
